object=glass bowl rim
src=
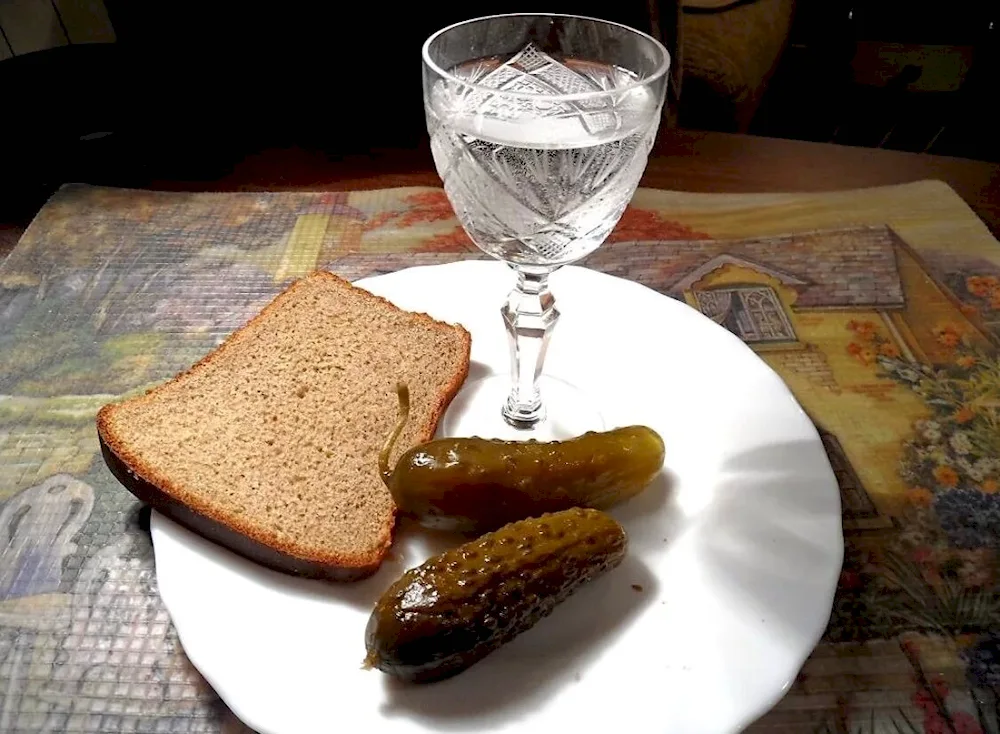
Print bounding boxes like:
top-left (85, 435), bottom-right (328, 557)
top-left (421, 13), bottom-right (671, 103)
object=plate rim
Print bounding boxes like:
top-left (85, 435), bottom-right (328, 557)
top-left (150, 260), bottom-right (845, 734)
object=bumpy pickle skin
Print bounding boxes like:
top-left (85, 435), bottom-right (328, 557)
top-left (364, 507), bottom-right (627, 683)
top-left (379, 384), bottom-right (665, 533)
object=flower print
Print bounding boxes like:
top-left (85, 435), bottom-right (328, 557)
top-left (973, 458), bottom-right (996, 480)
top-left (911, 546), bottom-right (934, 564)
top-left (839, 569), bottom-right (863, 590)
top-left (956, 355), bottom-right (977, 369)
top-left (398, 190), bottom-right (460, 226)
top-left (608, 207), bottom-right (711, 242)
top-left (966, 275), bottom-right (999, 298)
top-left (957, 456), bottom-right (976, 478)
top-left (847, 341), bottom-right (877, 365)
top-left (916, 420), bottom-right (942, 441)
top-left (897, 367), bottom-right (922, 383)
top-left (858, 325), bottom-right (878, 341)
top-left (950, 432), bottom-right (974, 456)
top-left (913, 688), bottom-right (937, 710)
top-left (416, 227), bottom-right (476, 253)
top-left (961, 565), bottom-right (994, 588)
top-left (952, 712), bottom-right (984, 734)
top-left (955, 549), bottom-right (994, 587)
top-left (934, 324), bottom-right (962, 348)
top-left (965, 460), bottom-right (987, 482)
top-left (906, 487), bottom-right (935, 507)
top-left (911, 660), bottom-right (985, 734)
top-left (929, 675), bottom-right (951, 702)
top-left (933, 465), bottom-right (960, 488)
top-left (980, 479), bottom-right (999, 494)
top-left (899, 464), bottom-right (921, 487)
top-left (878, 342), bottom-right (901, 358)
top-left (934, 489), bottom-right (1000, 548)
top-left (962, 633), bottom-right (1000, 687)
top-left (848, 319), bottom-right (878, 340)
top-left (928, 448), bottom-right (953, 466)
top-left (954, 405), bottom-right (976, 424)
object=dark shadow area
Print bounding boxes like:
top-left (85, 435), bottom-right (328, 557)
top-left (377, 553), bottom-right (657, 728)
top-left (464, 361), bottom-right (492, 384)
top-left (0, 2), bottom-right (658, 227)
top-left (133, 503), bottom-right (152, 534)
top-left (751, 1), bottom-right (999, 161)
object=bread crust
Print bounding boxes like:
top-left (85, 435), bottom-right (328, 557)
top-left (96, 270), bottom-right (471, 581)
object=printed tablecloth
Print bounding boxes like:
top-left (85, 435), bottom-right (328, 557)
top-left (2, 181), bottom-right (1000, 733)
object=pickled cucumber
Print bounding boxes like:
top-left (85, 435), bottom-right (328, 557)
top-left (364, 507), bottom-right (627, 683)
top-left (379, 384), bottom-right (665, 533)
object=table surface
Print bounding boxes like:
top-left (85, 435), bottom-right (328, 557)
top-left (3, 133), bottom-right (1000, 734)
top-left (3, 130), bottom-right (999, 262)
top-left (167, 131), bottom-right (1000, 232)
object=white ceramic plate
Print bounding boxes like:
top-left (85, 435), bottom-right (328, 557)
top-left (150, 261), bottom-right (843, 734)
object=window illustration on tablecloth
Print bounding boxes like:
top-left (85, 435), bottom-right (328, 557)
top-left (693, 285), bottom-right (797, 344)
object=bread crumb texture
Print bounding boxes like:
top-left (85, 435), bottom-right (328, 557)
top-left (101, 272), bottom-right (470, 567)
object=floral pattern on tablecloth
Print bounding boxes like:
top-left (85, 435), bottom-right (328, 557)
top-left (2, 182), bottom-right (1000, 732)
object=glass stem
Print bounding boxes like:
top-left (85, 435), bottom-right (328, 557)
top-left (501, 268), bottom-right (559, 429)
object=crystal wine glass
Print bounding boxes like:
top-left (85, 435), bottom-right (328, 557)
top-left (422, 14), bottom-right (669, 439)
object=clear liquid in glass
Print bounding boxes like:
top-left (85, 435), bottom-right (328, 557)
top-left (427, 44), bottom-right (662, 267)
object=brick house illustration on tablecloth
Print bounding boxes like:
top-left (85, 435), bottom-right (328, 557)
top-left (587, 225), bottom-right (997, 532)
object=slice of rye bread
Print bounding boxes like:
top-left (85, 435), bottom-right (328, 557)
top-left (97, 270), bottom-right (471, 581)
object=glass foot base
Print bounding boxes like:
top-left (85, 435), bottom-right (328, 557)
top-left (440, 374), bottom-right (605, 441)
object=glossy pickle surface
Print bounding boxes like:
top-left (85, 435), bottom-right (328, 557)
top-left (380, 385), bottom-right (665, 533)
top-left (364, 507), bottom-right (627, 683)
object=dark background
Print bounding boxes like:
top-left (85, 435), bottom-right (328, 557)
top-left (0, 2), bottom-right (657, 222)
top-left (1, 2), bottom-right (997, 227)
top-left (750, 1), bottom-right (998, 159)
